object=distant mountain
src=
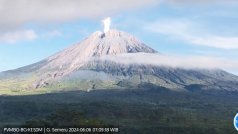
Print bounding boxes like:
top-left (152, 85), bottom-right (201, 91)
top-left (1, 29), bottom-right (238, 95)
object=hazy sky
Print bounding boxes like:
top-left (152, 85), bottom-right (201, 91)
top-left (0, 0), bottom-right (238, 75)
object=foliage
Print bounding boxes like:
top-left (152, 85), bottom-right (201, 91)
top-left (1, 87), bottom-right (238, 133)
top-left (21, 109), bottom-right (110, 134)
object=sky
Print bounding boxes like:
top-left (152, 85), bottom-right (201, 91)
top-left (0, 0), bottom-right (238, 75)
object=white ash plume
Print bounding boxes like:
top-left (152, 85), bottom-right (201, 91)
top-left (101, 17), bottom-right (111, 33)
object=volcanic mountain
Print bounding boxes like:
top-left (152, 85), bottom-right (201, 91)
top-left (1, 29), bottom-right (238, 94)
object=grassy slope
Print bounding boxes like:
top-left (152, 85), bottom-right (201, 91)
top-left (0, 74), bottom-right (38, 95)
top-left (0, 74), bottom-right (182, 96)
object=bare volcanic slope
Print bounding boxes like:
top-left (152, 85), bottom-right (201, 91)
top-left (1, 29), bottom-right (238, 94)
top-left (0, 29), bottom-right (156, 93)
top-left (40, 29), bottom-right (157, 72)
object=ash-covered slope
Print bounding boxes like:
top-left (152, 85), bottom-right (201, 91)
top-left (1, 29), bottom-right (156, 77)
top-left (80, 60), bottom-right (238, 90)
top-left (32, 29), bottom-right (157, 86)
top-left (1, 29), bottom-right (238, 94)
top-left (0, 29), bottom-right (158, 92)
top-left (41, 29), bottom-right (157, 71)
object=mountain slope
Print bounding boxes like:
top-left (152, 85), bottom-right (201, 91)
top-left (41, 29), bottom-right (157, 71)
top-left (1, 29), bottom-right (238, 95)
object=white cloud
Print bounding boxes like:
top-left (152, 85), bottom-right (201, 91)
top-left (145, 19), bottom-right (238, 49)
top-left (42, 30), bottom-right (62, 37)
top-left (189, 36), bottom-right (238, 49)
top-left (0, 30), bottom-right (38, 43)
top-left (1, 0), bottom-right (236, 44)
top-left (94, 53), bottom-right (238, 70)
top-left (0, 30), bottom-right (64, 44)
top-left (165, 0), bottom-right (238, 4)
top-left (0, 0), bottom-right (159, 33)
top-left (0, 0), bottom-right (237, 34)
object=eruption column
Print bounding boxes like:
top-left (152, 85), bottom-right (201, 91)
top-left (101, 17), bottom-right (111, 33)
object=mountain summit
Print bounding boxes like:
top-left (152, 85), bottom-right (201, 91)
top-left (43, 29), bottom-right (157, 71)
top-left (36, 29), bottom-right (157, 85)
top-left (1, 29), bottom-right (238, 94)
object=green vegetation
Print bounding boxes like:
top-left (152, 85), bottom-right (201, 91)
top-left (0, 77), bottom-right (125, 95)
top-left (0, 74), bottom-right (38, 95)
top-left (0, 75), bottom-right (184, 96)
top-left (1, 85), bottom-right (238, 133)
top-left (20, 109), bottom-right (112, 134)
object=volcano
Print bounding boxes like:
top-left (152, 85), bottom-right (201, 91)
top-left (1, 29), bottom-right (238, 94)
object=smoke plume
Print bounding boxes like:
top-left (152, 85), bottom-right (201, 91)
top-left (101, 17), bottom-right (111, 33)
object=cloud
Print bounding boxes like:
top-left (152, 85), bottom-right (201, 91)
top-left (1, 0), bottom-right (237, 34)
top-left (189, 36), bottom-right (238, 49)
top-left (165, 0), bottom-right (238, 4)
top-left (0, 0), bottom-right (159, 33)
top-left (145, 19), bottom-right (238, 49)
top-left (93, 53), bottom-right (238, 70)
top-left (42, 30), bottom-right (63, 37)
top-left (0, 30), bottom-right (38, 43)
top-left (1, 0), bottom-right (236, 43)
top-left (0, 30), bottom-right (64, 44)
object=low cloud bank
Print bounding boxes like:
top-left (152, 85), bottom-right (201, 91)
top-left (93, 53), bottom-right (238, 70)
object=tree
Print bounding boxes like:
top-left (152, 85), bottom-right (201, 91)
top-left (21, 109), bottom-right (113, 134)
